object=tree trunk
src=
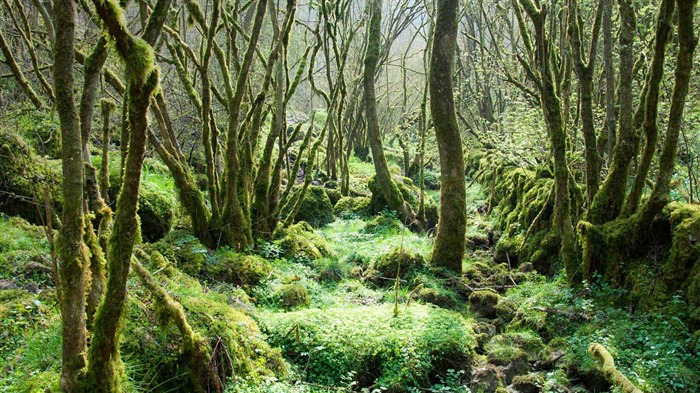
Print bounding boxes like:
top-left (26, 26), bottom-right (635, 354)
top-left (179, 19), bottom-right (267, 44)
top-left (364, 0), bottom-right (415, 224)
top-left (53, 0), bottom-right (88, 389)
top-left (429, 0), bottom-right (465, 273)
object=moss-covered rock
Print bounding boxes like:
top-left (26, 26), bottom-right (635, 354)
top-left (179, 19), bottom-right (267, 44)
top-left (368, 174), bottom-right (439, 228)
top-left (283, 186), bottom-right (334, 228)
top-left (416, 287), bottom-right (456, 308)
top-left (325, 188), bottom-right (342, 206)
top-left (469, 290), bottom-right (501, 318)
top-left (334, 196), bottom-right (371, 217)
top-left (495, 298), bottom-right (518, 325)
top-left (273, 222), bottom-right (334, 260)
top-left (369, 248), bottom-right (425, 284)
top-left (138, 185), bottom-right (175, 242)
top-left (274, 283), bottom-right (310, 309)
top-left (208, 250), bottom-right (272, 289)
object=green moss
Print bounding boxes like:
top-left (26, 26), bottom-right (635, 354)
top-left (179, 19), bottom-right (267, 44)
top-left (138, 185), bottom-right (175, 242)
top-left (282, 186), bottom-right (334, 228)
top-left (368, 174), bottom-right (439, 227)
top-left (209, 250), bottom-right (272, 290)
top-left (262, 304), bottom-right (475, 391)
top-left (273, 222), bottom-right (334, 260)
top-left (334, 196), bottom-right (371, 217)
top-left (416, 287), bottom-right (456, 308)
top-left (274, 283), bottom-right (310, 309)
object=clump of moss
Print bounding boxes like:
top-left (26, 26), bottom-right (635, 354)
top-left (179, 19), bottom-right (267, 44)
top-left (369, 248), bottom-right (425, 284)
top-left (274, 283), bottom-right (310, 309)
top-left (123, 256), bottom-right (286, 392)
top-left (208, 250), bottom-right (272, 290)
top-left (362, 214), bottom-right (404, 234)
top-left (469, 290), bottom-right (501, 318)
top-left (334, 196), bottom-right (371, 217)
top-left (495, 299), bottom-right (518, 325)
top-left (273, 222), bottom-right (334, 260)
top-left (282, 186), bottom-right (334, 228)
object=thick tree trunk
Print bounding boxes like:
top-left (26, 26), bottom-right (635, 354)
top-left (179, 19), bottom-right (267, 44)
top-left (429, 0), bottom-right (466, 273)
top-left (364, 0), bottom-right (415, 224)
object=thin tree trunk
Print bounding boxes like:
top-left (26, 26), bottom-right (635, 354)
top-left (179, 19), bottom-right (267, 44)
top-left (429, 0), bottom-right (466, 273)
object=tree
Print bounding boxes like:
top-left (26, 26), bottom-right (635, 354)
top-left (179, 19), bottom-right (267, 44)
top-left (363, 0), bottom-right (416, 225)
top-left (429, 0), bottom-right (466, 273)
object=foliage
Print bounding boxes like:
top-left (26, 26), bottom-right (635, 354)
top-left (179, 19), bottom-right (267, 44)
top-left (261, 304), bottom-right (475, 391)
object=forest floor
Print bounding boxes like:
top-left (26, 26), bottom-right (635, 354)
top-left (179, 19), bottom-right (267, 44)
top-left (0, 137), bottom-right (698, 392)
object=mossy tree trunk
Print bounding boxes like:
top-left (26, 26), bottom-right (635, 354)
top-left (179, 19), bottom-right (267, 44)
top-left (513, 0), bottom-right (578, 282)
top-left (586, 0), bottom-right (636, 225)
top-left (622, 0), bottom-right (674, 216)
top-left (428, 0), bottom-right (466, 273)
top-left (567, 0), bottom-right (602, 206)
top-left (638, 0), bottom-right (697, 227)
top-left (53, 0), bottom-right (89, 389)
top-left (363, 0), bottom-right (415, 225)
top-left (81, 0), bottom-right (165, 388)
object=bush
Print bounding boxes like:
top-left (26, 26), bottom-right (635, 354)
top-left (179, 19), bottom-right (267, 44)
top-left (262, 304), bottom-right (475, 391)
top-left (274, 283), bottom-right (310, 309)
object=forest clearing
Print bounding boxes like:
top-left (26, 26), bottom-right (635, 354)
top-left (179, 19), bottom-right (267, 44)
top-left (0, 0), bottom-right (699, 392)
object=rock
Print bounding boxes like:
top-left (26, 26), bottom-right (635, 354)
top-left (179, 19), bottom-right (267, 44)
top-left (469, 290), bottom-right (501, 318)
top-left (471, 363), bottom-right (504, 393)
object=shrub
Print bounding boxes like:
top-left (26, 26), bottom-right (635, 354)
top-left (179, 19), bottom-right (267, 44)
top-left (274, 283), bottom-right (310, 309)
top-left (262, 304), bottom-right (475, 391)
